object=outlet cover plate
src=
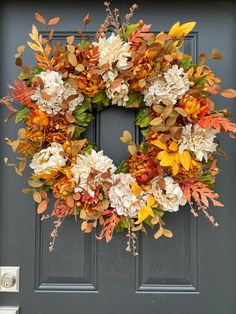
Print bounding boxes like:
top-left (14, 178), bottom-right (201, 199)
top-left (0, 267), bottom-right (20, 292)
top-left (0, 306), bottom-right (19, 314)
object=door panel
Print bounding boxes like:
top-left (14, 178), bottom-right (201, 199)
top-left (1, 0), bottom-right (236, 313)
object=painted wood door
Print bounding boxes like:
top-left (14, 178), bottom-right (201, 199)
top-left (0, 0), bottom-right (236, 313)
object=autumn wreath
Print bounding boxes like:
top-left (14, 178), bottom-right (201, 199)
top-left (1, 2), bottom-right (236, 255)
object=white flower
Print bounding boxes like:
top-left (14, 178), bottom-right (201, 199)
top-left (144, 77), bottom-right (174, 105)
top-left (109, 173), bottom-right (141, 217)
top-left (164, 65), bottom-right (190, 99)
top-left (143, 65), bottom-right (190, 106)
top-left (102, 70), bottom-right (118, 83)
top-left (70, 150), bottom-right (116, 196)
top-left (105, 80), bottom-right (129, 106)
top-left (31, 70), bottom-right (84, 115)
top-left (178, 124), bottom-right (218, 161)
top-left (151, 176), bottom-right (186, 212)
top-left (30, 143), bottom-right (67, 174)
top-left (95, 33), bottom-right (131, 71)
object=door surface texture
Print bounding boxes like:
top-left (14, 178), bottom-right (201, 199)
top-left (0, 0), bottom-right (236, 313)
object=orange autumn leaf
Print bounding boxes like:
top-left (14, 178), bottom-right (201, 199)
top-left (66, 195), bottom-right (75, 208)
top-left (181, 180), bottom-right (224, 208)
top-left (33, 191), bottom-right (42, 203)
top-left (48, 17), bottom-right (60, 26)
top-left (97, 210), bottom-right (120, 242)
top-left (199, 113), bottom-right (236, 133)
top-left (37, 199), bottom-right (48, 214)
top-left (220, 89), bottom-right (236, 99)
top-left (35, 12), bottom-right (46, 25)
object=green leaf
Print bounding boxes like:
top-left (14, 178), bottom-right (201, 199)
top-left (115, 160), bottom-right (129, 174)
top-left (193, 76), bottom-right (207, 88)
top-left (144, 217), bottom-right (155, 229)
top-left (135, 107), bottom-right (152, 128)
top-left (35, 66), bottom-right (43, 74)
top-left (73, 207), bottom-right (79, 216)
top-left (79, 39), bottom-right (89, 51)
top-left (115, 222), bottom-right (125, 233)
top-left (73, 99), bottom-right (94, 127)
top-left (140, 116), bottom-right (152, 128)
top-left (140, 141), bottom-right (148, 152)
top-left (102, 93), bottom-right (110, 107)
top-left (83, 142), bottom-right (96, 154)
top-left (153, 209), bottom-right (165, 218)
top-left (72, 126), bottom-right (86, 139)
top-left (136, 107), bottom-right (149, 125)
top-left (82, 95), bottom-right (92, 111)
top-left (141, 128), bottom-right (150, 137)
top-left (125, 91), bottom-right (144, 108)
top-left (74, 112), bottom-right (94, 127)
top-left (122, 23), bottom-right (138, 41)
top-left (91, 90), bottom-right (105, 104)
top-left (180, 57), bottom-right (193, 71)
top-left (15, 106), bottom-right (30, 123)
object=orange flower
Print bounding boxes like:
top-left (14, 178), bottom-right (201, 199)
top-left (178, 94), bottom-right (208, 122)
top-left (25, 109), bottom-right (49, 142)
top-left (76, 71), bottom-right (104, 97)
top-left (53, 175), bottom-right (75, 198)
top-left (63, 139), bottom-right (88, 161)
top-left (32, 169), bottom-right (59, 180)
top-left (128, 153), bottom-right (158, 184)
top-left (130, 55), bottom-right (154, 91)
top-left (46, 114), bottom-right (69, 144)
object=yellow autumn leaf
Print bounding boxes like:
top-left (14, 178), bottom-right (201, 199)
top-left (157, 150), bottom-right (175, 168)
top-left (179, 22), bottom-right (196, 36)
top-left (179, 151), bottom-right (191, 171)
top-left (142, 185), bottom-right (151, 192)
top-left (131, 182), bottom-right (141, 197)
top-left (174, 152), bottom-right (180, 164)
top-left (27, 41), bottom-right (42, 52)
top-left (169, 140), bottom-right (178, 152)
top-left (135, 205), bottom-right (155, 225)
top-left (168, 21), bottom-right (180, 38)
top-left (154, 31), bottom-right (165, 47)
top-left (169, 21), bottom-right (196, 38)
top-left (152, 139), bottom-right (167, 150)
top-left (172, 162), bottom-right (179, 176)
top-left (147, 194), bottom-right (155, 207)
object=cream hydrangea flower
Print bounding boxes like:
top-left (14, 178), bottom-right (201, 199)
top-left (178, 124), bottom-right (218, 161)
top-left (151, 176), bottom-right (186, 212)
top-left (105, 80), bottom-right (129, 106)
top-left (30, 143), bottom-right (67, 174)
top-left (95, 33), bottom-right (131, 71)
top-left (70, 150), bottom-right (116, 197)
top-left (31, 70), bottom-right (84, 115)
top-left (143, 65), bottom-right (190, 106)
top-left (108, 173), bottom-right (141, 217)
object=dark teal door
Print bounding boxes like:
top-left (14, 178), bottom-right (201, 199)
top-left (1, 0), bottom-right (236, 313)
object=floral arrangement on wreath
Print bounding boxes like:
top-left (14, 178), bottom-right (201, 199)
top-left (1, 2), bottom-right (236, 255)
